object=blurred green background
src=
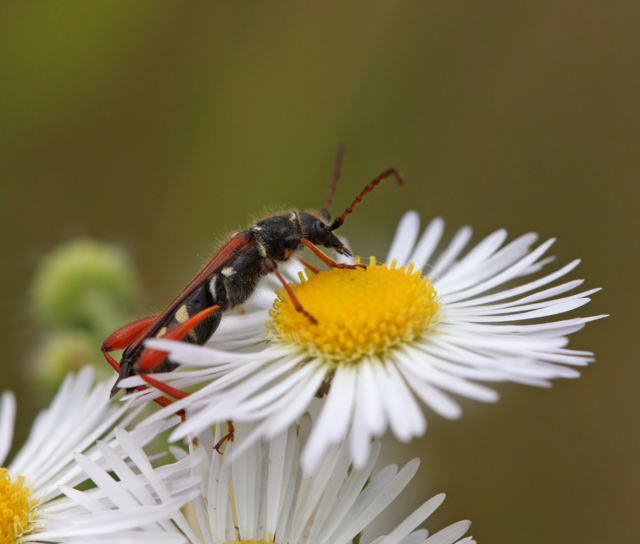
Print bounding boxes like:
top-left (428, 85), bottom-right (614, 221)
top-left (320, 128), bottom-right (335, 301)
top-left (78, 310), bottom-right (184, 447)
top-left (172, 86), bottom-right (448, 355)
top-left (0, 1), bottom-right (636, 542)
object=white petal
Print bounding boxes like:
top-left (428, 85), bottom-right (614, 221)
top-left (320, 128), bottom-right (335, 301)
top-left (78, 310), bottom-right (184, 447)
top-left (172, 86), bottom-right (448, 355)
top-left (377, 493), bottom-right (446, 544)
top-left (0, 391), bottom-right (16, 465)
top-left (328, 459), bottom-right (420, 544)
top-left (429, 226), bottom-right (473, 280)
top-left (301, 366), bottom-right (356, 473)
top-left (409, 217), bottom-right (445, 271)
top-left (387, 211), bottom-right (421, 266)
top-left (443, 238), bottom-right (556, 303)
top-left (424, 520), bottom-right (472, 544)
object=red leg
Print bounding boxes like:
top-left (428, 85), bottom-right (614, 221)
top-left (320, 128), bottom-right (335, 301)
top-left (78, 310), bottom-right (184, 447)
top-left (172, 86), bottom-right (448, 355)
top-left (300, 239), bottom-right (366, 270)
top-left (137, 305), bottom-right (221, 371)
top-left (128, 373), bottom-right (184, 414)
top-left (264, 258), bottom-right (317, 325)
top-left (138, 375), bottom-right (187, 420)
top-left (102, 315), bottom-right (159, 352)
top-left (297, 256), bottom-right (320, 274)
top-left (102, 350), bottom-right (123, 373)
top-left (102, 315), bottom-right (158, 375)
top-left (104, 351), bottom-right (174, 408)
top-left (139, 372), bottom-right (189, 399)
top-left (101, 318), bottom-right (176, 409)
top-left (214, 420), bottom-right (235, 454)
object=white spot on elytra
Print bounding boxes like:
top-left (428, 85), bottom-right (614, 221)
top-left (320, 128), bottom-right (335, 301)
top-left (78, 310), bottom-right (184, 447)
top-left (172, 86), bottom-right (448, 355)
top-left (222, 267), bottom-right (236, 277)
top-left (175, 305), bottom-right (189, 323)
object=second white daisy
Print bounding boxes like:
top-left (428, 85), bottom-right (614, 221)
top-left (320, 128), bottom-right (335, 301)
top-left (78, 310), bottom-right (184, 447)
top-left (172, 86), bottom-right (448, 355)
top-left (156, 421), bottom-right (475, 544)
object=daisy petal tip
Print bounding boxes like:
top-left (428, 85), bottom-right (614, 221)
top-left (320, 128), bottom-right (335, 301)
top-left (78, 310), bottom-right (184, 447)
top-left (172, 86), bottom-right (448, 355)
top-left (403, 210), bottom-right (420, 221)
top-left (407, 457), bottom-right (421, 472)
top-left (118, 376), bottom-right (144, 388)
top-left (300, 460), bottom-right (314, 476)
top-left (71, 451), bottom-right (84, 464)
top-left (351, 454), bottom-right (368, 472)
top-left (169, 426), bottom-right (189, 443)
top-left (443, 409), bottom-right (463, 420)
top-left (114, 427), bottom-right (128, 440)
top-left (432, 492), bottom-right (447, 506)
top-left (429, 216), bottom-right (445, 231)
top-left (300, 445), bottom-right (326, 475)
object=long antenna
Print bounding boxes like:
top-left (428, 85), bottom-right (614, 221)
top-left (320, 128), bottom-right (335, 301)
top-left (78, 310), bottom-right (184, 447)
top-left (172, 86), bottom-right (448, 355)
top-left (329, 168), bottom-right (404, 231)
top-left (320, 144), bottom-right (345, 222)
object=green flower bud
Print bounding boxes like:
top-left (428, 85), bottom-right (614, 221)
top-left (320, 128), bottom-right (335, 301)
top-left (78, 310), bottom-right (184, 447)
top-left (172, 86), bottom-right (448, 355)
top-left (34, 332), bottom-right (111, 390)
top-left (32, 239), bottom-right (137, 335)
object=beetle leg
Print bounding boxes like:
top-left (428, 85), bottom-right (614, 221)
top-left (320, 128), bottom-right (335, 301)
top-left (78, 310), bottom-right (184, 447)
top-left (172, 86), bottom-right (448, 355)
top-left (102, 350), bottom-right (122, 374)
top-left (264, 258), bottom-right (317, 324)
top-left (297, 256), bottom-right (320, 274)
top-left (300, 239), bottom-right (366, 270)
top-left (214, 420), bottom-right (235, 454)
top-left (134, 305), bottom-right (221, 411)
top-left (101, 316), bottom-right (179, 409)
top-left (124, 372), bottom-right (185, 416)
top-left (102, 315), bottom-right (159, 357)
top-left (105, 351), bottom-right (174, 408)
top-left (137, 305), bottom-right (221, 371)
top-left (138, 372), bottom-right (188, 399)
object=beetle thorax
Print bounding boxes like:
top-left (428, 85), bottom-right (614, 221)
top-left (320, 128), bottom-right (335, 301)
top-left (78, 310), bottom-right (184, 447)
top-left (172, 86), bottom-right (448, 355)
top-left (251, 212), bottom-right (303, 261)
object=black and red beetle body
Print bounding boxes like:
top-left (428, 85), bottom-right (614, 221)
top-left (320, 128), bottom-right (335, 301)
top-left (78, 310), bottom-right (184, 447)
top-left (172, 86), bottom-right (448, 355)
top-left (102, 148), bottom-right (403, 401)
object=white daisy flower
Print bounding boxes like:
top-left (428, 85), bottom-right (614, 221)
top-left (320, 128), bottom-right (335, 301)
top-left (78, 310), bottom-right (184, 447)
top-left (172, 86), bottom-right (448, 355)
top-left (122, 211), bottom-right (605, 472)
top-left (147, 421), bottom-right (475, 544)
top-left (0, 367), bottom-right (197, 543)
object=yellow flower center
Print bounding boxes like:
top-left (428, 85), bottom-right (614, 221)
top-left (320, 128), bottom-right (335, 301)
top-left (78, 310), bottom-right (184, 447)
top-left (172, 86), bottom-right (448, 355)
top-left (269, 258), bottom-right (439, 364)
top-left (227, 541), bottom-right (270, 544)
top-left (0, 468), bottom-right (35, 543)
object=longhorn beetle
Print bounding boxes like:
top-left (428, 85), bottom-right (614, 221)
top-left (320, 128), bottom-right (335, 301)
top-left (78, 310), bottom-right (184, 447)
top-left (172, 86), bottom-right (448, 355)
top-left (102, 147), bottom-right (403, 439)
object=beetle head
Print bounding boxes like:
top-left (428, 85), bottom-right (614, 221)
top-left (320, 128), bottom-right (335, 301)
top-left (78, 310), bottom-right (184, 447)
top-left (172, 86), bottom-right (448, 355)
top-left (299, 212), bottom-right (351, 257)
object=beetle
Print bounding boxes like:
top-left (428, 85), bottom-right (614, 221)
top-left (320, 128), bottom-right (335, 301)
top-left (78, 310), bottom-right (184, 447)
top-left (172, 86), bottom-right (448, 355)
top-left (102, 147), bottom-right (403, 416)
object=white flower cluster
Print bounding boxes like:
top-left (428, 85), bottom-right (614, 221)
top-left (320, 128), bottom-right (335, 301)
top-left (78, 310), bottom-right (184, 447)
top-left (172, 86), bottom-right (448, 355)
top-left (1, 213), bottom-right (603, 543)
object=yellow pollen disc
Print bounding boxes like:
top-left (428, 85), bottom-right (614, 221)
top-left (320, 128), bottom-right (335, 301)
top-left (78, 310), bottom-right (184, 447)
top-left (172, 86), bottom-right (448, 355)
top-left (268, 257), bottom-right (439, 364)
top-left (0, 468), bottom-right (36, 543)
